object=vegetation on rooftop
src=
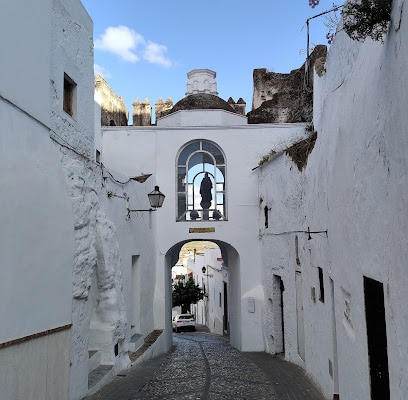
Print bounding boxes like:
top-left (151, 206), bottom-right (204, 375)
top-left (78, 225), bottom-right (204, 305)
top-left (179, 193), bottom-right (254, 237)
top-left (285, 129), bottom-right (317, 171)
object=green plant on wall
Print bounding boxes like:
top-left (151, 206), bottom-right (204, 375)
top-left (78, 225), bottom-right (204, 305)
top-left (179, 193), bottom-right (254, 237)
top-left (308, 0), bottom-right (393, 43)
top-left (342, 0), bottom-right (392, 42)
top-left (258, 149), bottom-right (277, 166)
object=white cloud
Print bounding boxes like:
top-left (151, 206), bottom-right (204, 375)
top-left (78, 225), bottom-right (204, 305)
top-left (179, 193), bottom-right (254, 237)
top-left (143, 41), bottom-right (172, 68)
top-left (94, 63), bottom-right (111, 78)
top-left (94, 25), bottom-right (145, 63)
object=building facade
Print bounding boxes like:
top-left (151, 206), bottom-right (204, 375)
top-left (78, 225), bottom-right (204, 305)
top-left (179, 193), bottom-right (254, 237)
top-left (101, 82), bottom-right (307, 353)
top-left (2, 0), bottom-right (408, 399)
top-left (257, 2), bottom-right (408, 398)
top-left (0, 0), bottom-right (88, 398)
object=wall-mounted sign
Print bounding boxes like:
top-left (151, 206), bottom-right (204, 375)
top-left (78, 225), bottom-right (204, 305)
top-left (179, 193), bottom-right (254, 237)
top-left (189, 227), bottom-right (215, 233)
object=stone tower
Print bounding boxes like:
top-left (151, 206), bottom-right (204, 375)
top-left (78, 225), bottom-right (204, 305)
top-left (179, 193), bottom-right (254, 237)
top-left (132, 98), bottom-right (152, 126)
top-left (155, 97), bottom-right (174, 121)
top-left (227, 97), bottom-right (246, 116)
top-left (94, 75), bottom-right (129, 126)
top-left (247, 45), bottom-right (327, 124)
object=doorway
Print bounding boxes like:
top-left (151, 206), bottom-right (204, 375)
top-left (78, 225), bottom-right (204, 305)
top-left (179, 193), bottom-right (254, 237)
top-left (364, 276), bottom-right (390, 400)
top-left (272, 275), bottom-right (285, 354)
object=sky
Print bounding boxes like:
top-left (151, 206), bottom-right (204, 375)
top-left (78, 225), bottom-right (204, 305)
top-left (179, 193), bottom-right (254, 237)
top-left (81, 0), bottom-right (339, 123)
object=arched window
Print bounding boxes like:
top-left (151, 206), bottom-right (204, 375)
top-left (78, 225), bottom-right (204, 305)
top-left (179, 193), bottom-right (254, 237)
top-left (176, 140), bottom-right (226, 221)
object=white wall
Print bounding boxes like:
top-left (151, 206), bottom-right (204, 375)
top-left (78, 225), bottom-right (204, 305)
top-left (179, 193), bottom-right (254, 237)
top-left (0, 1), bottom-right (77, 398)
top-left (0, 0), bottom-right (51, 124)
top-left (0, 103), bottom-right (74, 341)
top-left (102, 120), bottom-right (308, 351)
top-left (51, 0), bottom-right (94, 158)
top-left (0, 330), bottom-right (71, 400)
top-left (186, 248), bottom-right (226, 333)
top-left (259, 1), bottom-right (408, 398)
top-left (311, 3), bottom-right (408, 397)
top-left (157, 109), bottom-right (247, 127)
top-left (204, 248), bottom-right (225, 335)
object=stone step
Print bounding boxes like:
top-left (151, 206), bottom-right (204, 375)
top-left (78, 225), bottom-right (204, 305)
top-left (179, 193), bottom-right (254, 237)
top-left (129, 329), bottom-right (163, 363)
top-left (88, 350), bottom-right (101, 373)
top-left (87, 364), bottom-right (114, 395)
top-left (129, 333), bottom-right (144, 352)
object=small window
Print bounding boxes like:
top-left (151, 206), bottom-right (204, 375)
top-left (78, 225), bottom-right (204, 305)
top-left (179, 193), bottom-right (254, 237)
top-left (63, 73), bottom-right (77, 118)
top-left (219, 292), bottom-right (222, 308)
top-left (96, 149), bottom-right (101, 164)
top-left (318, 267), bottom-right (325, 303)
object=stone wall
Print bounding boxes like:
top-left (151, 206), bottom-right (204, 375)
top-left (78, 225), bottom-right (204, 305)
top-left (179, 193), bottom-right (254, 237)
top-left (227, 97), bottom-right (246, 116)
top-left (155, 97), bottom-right (173, 122)
top-left (248, 45), bottom-right (327, 124)
top-left (132, 98), bottom-right (152, 126)
top-left (94, 75), bottom-right (128, 126)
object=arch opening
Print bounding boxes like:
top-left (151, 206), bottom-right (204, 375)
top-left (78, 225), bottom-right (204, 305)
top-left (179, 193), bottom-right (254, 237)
top-left (164, 239), bottom-right (241, 349)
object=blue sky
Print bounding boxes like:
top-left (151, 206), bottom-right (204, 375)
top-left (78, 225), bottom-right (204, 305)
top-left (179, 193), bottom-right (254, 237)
top-left (81, 0), bottom-right (339, 123)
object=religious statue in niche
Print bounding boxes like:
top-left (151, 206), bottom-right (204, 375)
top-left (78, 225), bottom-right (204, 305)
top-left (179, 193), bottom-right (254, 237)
top-left (200, 172), bottom-right (212, 209)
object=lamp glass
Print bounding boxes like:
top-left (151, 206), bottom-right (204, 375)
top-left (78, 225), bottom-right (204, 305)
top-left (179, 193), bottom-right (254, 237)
top-left (148, 186), bottom-right (165, 208)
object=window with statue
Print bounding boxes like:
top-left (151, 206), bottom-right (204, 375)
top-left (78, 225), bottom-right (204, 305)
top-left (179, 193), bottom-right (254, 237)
top-left (176, 140), bottom-right (226, 221)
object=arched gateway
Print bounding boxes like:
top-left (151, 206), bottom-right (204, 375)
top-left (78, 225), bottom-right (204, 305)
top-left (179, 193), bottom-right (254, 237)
top-left (164, 240), bottom-right (242, 349)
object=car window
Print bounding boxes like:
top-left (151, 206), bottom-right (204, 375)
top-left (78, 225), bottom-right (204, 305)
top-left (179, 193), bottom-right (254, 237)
top-left (180, 315), bottom-right (193, 319)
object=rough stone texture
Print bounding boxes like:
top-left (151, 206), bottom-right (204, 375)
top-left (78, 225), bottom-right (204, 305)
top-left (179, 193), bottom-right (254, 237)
top-left (164, 93), bottom-right (236, 116)
top-left (57, 148), bottom-right (102, 397)
top-left (228, 96), bottom-right (247, 116)
top-left (94, 75), bottom-right (128, 126)
top-left (155, 97), bottom-right (173, 122)
top-left (83, 332), bottom-right (326, 400)
top-left (91, 210), bottom-right (128, 366)
top-left (136, 70), bottom-right (245, 123)
top-left (55, 145), bottom-right (131, 398)
top-left (132, 98), bottom-right (152, 126)
top-left (247, 45), bottom-right (327, 124)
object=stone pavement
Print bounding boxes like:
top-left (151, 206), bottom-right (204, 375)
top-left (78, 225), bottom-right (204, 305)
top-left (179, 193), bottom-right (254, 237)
top-left (83, 330), bottom-right (326, 400)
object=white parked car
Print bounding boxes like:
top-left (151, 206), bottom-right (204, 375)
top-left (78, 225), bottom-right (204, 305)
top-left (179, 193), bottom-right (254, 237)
top-left (172, 314), bottom-right (196, 332)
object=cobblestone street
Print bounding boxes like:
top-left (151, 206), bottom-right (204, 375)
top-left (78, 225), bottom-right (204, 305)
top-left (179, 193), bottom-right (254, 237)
top-left (84, 331), bottom-right (326, 400)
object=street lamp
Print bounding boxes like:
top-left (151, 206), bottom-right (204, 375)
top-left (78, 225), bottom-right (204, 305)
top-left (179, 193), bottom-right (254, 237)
top-left (127, 186), bottom-right (165, 216)
top-left (147, 186), bottom-right (166, 209)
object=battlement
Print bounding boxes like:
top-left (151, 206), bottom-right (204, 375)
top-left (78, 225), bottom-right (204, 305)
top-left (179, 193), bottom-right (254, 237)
top-left (95, 69), bottom-right (247, 127)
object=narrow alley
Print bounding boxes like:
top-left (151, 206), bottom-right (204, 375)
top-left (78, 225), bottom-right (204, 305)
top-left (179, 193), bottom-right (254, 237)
top-left (84, 330), bottom-right (325, 400)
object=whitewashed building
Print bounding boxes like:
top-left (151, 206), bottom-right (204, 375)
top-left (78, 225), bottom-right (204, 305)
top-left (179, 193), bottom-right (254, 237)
top-left (185, 247), bottom-right (227, 334)
top-left (2, 0), bottom-right (408, 399)
top-left (101, 69), bottom-right (308, 354)
top-left (0, 0), bottom-right (89, 398)
top-left (1, 1), bottom-right (160, 400)
top-left (258, 1), bottom-right (408, 399)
